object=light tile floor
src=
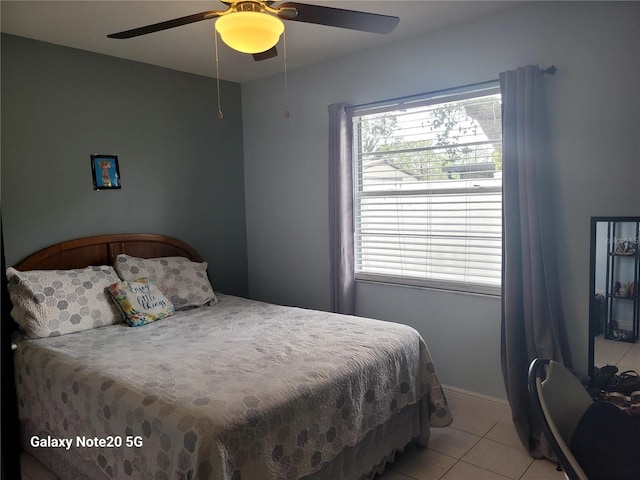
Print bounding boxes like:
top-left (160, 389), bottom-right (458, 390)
top-left (21, 391), bottom-right (564, 480)
top-left (375, 391), bottom-right (565, 480)
top-left (594, 334), bottom-right (640, 373)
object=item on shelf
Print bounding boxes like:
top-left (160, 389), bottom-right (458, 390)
top-left (615, 238), bottom-right (638, 255)
top-left (601, 220), bottom-right (639, 343)
top-left (619, 283), bottom-right (629, 297)
top-left (614, 281), bottom-right (621, 296)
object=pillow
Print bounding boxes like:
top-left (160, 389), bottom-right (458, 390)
top-left (114, 255), bottom-right (218, 310)
top-left (6, 266), bottom-right (122, 339)
top-left (107, 278), bottom-right (175, 327)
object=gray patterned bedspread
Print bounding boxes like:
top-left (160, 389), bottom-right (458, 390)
top-left (14, 294), bottom-right (452, 480)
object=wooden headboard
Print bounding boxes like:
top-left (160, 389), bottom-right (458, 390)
top-left (14, 233), bottom-right (202, 270)
top-left (4, 234), bottom-right (202, 477)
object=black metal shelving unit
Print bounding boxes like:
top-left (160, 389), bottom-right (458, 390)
top-left (604, 220), bottom-right (640, 342)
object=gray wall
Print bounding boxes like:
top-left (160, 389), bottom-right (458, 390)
top-left (241, 2), bottom-right (640, 399)
top-left (1, 34), bottom-right (249, 297)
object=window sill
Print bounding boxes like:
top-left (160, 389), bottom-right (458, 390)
top-left (355, 274), bottom-right (501, 299)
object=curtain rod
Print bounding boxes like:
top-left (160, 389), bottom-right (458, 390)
top-left (346, 65), bottom-right (557, 113)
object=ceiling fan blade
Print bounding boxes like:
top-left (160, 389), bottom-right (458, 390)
top-left (253, 46), bottom-right (279, 61)
top-left (277, 2), bottom-right (399, 34)
top-left (107, 10), bottom-right (223, 39)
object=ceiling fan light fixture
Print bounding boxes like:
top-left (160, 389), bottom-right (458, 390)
top-left (215, 11), bottom-right (284, 54)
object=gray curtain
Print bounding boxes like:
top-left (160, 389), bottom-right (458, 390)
top-left (328, 103), bottom-right (355, 314)
top-left (500, 65), bottom-right (572, 459)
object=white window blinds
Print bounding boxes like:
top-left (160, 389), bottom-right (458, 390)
top-left (352, 86), bottom-right (502, 295)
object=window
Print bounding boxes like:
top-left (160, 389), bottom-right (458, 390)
top-left (352, 86), bottom-right (502, 295)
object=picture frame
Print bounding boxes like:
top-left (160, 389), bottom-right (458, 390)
top-left (91, 154), bottom-right (121, 190)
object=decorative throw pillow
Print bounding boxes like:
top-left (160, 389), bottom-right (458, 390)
top-left (6, 266), bottom-right (122, 339)
top-left (107, 278), bottom-right (175, 327)
top-left (114, 255), bottom-right (218, 310)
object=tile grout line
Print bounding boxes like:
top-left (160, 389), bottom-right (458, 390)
top-left (470, 434), bottom-right (531, 480)
top-left (451, 420), bottom-right (533, 480)
top-left (518, 458), bottom-right (539, 480)
top-left (454, 460), bottom-right (514, 479)
top-left (435, 456), bottom-right (458, 480)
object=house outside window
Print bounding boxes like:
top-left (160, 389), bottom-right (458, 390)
top-left (352, 86), bottom-right (502, 295)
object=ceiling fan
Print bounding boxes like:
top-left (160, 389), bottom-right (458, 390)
top-left (108, 1), bottom-right (400, 61)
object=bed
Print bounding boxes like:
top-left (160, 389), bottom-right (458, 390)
top-left (7, 233), bottom-right (452, 480)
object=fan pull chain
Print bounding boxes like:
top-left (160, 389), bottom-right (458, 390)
top-left (283, 29), bottom-right (289, 118)
top-left (214, 30), bottom-right (223, 120)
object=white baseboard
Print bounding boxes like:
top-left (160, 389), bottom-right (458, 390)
top-left (442, 384), bottom-right (512, 421)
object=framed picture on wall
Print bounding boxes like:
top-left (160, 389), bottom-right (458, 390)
top-left (91, 154), bottom-right (121, 190)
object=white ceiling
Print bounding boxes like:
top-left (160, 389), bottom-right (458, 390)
top-left (1, 1), bottom-right (522, 83)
